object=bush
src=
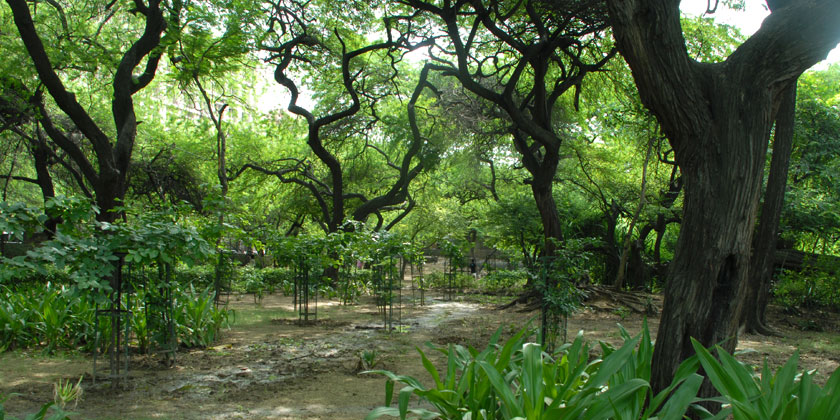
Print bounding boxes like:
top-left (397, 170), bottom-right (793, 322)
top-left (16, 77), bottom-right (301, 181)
top-left (0, 282), bottom-right (231, 353)
top-left (773, 270), bottom-right (840, 311)
top-left (173, 285), bottom-right (231, 348)
top-left (424, 271), bottom-right (476, 290)
top-left (173, 265), bottom-right (215, 288)
top-left (340, 268), bottom-right (373, 303)
top-left (260, 267), bottom-right (294, 292)
top-left (0, 266), bottom-right (71, 288)
top-left (0, 283), bottom-right (97, 353)
top-left (479, 268), bottom-right (528, 294)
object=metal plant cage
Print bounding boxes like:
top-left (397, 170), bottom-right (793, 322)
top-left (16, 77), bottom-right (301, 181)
top-left (93, 256), bottom-right (179, 387)
top-left (443, 255), bottom-right (464, 301)
top-left (373, 256), bottom-right (402, 331)
top-left (410, 258), bottom-right (426, 306)
top-left (538, 256), bottom-right (571, 353)
top-left (93, 252), bottom-right (132, 388)
top-left (294, 258), bottom-right (318, 323)
top-left (139, 261), bottom-right (177, 367)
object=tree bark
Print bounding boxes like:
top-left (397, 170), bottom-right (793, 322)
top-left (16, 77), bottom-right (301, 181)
top-left (605, 0), bottom-right (840, 396)
top-left (530, 174), bottom-right (564, 258)
top-left (7, 0), bottom-right (169, 223)
top-left (744, 83), bottom-right (796, 335)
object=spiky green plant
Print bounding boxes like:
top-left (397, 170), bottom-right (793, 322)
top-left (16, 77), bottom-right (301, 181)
top-left (365, 322), bottom-right (703, 420)
top-left (691, 338), bottom-right (840, 420)
top-left (53, 376), bottom-right (83, 410)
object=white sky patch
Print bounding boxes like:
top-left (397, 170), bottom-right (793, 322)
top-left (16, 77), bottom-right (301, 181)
top-left (256, 63), bottom-right (316, 114)
top-left (256, 2), bottom-right (839, 114)
top-left (681, 0), bottom-right (840, 67)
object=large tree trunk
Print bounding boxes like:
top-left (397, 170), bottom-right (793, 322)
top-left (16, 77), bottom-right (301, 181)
top-left (744, 83), bottom-right (796, 335)
top-left (530, 179), bottom-right (564, 260)
top-left (652, 121), bottom-right (765, 394)
top-left (605, 0), bottom-right (840, 397)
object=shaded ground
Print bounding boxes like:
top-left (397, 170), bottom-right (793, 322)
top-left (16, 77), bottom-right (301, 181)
top-left (1, 289), bottom-right (838, 419)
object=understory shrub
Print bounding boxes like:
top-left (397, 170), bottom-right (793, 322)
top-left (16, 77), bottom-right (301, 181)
top-left (690, 338), bottom-right (840, 419)
top-left (0, 266), bottom-right (71, 288)
top-left (340, 268), bottom-right (373, 304)
top-left (0, 282), bottom-right (231, 353)
top-left (479, 268), bottom-right (528, 294)
top-left (260, 267), bottom-right (294, 292)
top-left (773, 270), bottom-right (840, 311)
top-left (172, 265), bottom-right (215, 288)
top-left (424, 271), bottom-right (476, 290)
top-left (0, 284), bottom-right (97, 353)
top-left (366, 322), bottom-right (840, 419)
top-left (173, 285), bottom-right (232, 348)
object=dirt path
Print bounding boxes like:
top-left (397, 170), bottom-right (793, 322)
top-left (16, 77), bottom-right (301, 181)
top-left (1, 291), bottom-right (838, 419)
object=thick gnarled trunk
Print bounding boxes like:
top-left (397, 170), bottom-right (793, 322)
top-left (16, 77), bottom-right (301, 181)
top-left (606, 0), bottom-right (840, 396)
top-left (652, 118), bottom-right (766, 391)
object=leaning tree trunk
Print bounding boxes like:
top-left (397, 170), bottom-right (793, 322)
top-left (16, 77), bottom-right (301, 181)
top-left (744, 83), bottom-right (796, 335)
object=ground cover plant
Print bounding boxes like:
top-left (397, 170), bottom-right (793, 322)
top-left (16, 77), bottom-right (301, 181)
top-left (366, 322), bottom-right (840, 420)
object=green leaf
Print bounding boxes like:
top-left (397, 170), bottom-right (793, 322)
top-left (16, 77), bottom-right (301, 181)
top-left (656, 373), bottom-right (703, 420)
top-left (478, 360), bottom-right (523, 419)
top-left (691, 339), bottom-right (750, 404)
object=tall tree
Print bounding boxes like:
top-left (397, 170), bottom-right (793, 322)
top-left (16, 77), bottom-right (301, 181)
top-left (394, 0), bottom-right (614, 261)
top-left (5, 0), bottom-right (177, 222)
top-left (605, 0), bottom-right (840, 395)
top-left (242, 0), bottom-right (434, 235)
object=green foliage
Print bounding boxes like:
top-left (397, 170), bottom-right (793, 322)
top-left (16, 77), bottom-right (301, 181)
top-left (1, 198), bottom-right (213, 304)
top-left (358, 349), bottom-right (381, 371)
top-left (0, 281), bottom-right (230, 354)
top-left (0, 284), bottom-right (97, 353)
top-left (368, 318), bottom-right (840, 420)
top-left (478, 193), bottom-right (544, 267)
top-left (0, 393), bottom-right (73, 420)
top-left (772, 270), bottom-right (840, 312)
top-left (423, 272), bottom-right (476, 290)
top-left (439, 236), bottom-right (467, 265)
top-left (52, 376), bottom-right (83, 410)
top-left (782, 65), bottom-right (840, 253)
top-left (172, 265), bottom-right (216, 288)
top-left (690, 339), bottom-right (840, 420)
top-left (236, 265), bottom-right (267, 303)
top-left (0, 201), bottom-right (47, 242)
top-left (480, 269), bottom-right (529, 294)
top-left (173, 285), bottom-right (232, 348)
top-left (536, 239), bottom-right (594, 347)
top-left (258, 267), bottom-right (295, 293)
top-left (366, 322), bottom-right (703, 420)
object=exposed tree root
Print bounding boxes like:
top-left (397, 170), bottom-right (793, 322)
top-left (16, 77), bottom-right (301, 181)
top-left (580, 285), bottom-right (659, 316)
top-left (497, 285), bottom-right (659, 316)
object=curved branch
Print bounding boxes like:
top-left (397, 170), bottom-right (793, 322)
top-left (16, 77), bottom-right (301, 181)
top-left (236, 162), bottom-right (331, 230)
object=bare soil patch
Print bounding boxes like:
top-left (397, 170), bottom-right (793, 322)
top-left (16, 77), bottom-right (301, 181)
top-left (1, 290), bottom-right (837, 419)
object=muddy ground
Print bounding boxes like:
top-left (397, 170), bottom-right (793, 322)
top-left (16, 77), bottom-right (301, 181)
top-left (1, 289), bottom-right (838, 419)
